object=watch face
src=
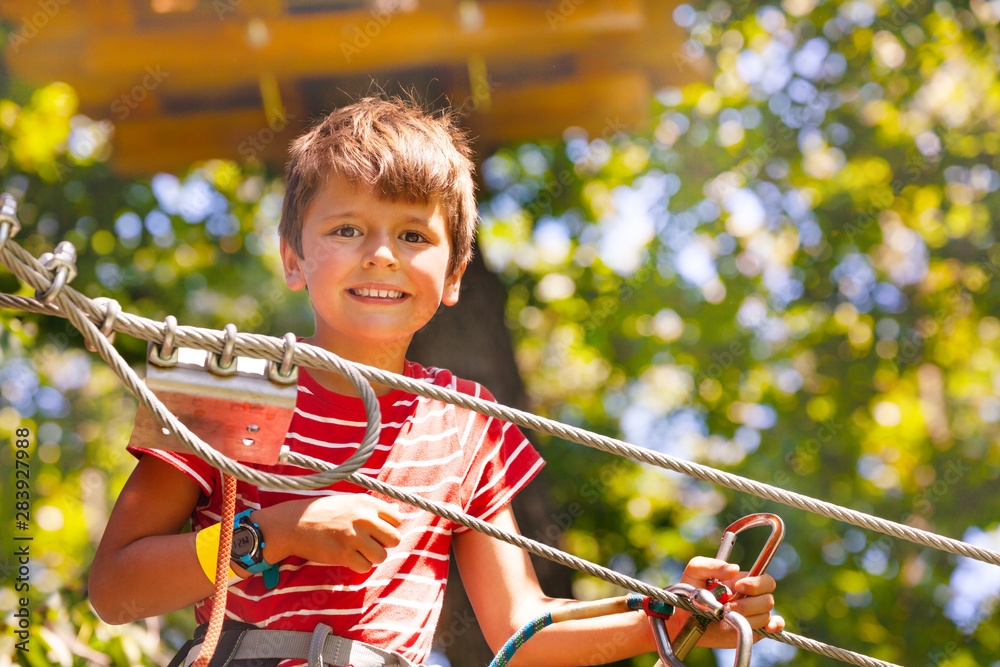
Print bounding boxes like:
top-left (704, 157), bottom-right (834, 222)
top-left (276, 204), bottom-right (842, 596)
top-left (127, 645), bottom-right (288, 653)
top-left (231, 525), bottom-right (257, 559)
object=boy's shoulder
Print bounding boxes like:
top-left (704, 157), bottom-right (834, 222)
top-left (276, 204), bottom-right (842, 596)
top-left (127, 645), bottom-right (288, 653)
top-left (401, 360), bottom-right (495, 401)
top-left (294, 360), bottom-right (498, 408)
top-left (389, 362), bottom-right (502, 409)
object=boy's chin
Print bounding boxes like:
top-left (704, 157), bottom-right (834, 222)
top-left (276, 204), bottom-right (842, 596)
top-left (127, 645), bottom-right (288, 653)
top-left (314, 330), bottom-right (417, 358)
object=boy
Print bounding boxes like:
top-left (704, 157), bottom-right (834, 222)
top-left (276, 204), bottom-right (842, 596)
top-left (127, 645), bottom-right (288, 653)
top-left (89, 97), bottom-right (783, 666)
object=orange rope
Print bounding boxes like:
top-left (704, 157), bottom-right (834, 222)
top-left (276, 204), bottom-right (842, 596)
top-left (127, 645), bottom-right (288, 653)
top-left (192, 473), bottom-right (238, 667)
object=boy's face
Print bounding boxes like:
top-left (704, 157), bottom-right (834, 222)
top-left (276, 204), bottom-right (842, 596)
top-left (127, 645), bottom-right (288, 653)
top-left (280, 175), bottom-right (464, 366)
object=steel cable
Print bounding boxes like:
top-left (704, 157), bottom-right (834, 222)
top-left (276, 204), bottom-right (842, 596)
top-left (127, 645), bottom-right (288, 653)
top-left (0, 234), bottom-right (974, 667)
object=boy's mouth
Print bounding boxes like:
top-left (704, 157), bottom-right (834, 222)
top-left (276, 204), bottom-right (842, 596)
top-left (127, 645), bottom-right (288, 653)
top-left (349, 287), bottom-right (406, 299)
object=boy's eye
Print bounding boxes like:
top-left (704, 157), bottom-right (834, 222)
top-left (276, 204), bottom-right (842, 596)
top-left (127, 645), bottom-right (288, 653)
top-left (332, 225), bottom-right (360, 237)
top-left (401, 231), bottom-right (426, 243)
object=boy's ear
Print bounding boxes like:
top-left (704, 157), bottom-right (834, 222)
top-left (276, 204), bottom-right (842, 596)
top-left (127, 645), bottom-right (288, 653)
top-left (441, 261), bottom-right (467, 307)
top-left (280, 238), bottom-right (307, 291)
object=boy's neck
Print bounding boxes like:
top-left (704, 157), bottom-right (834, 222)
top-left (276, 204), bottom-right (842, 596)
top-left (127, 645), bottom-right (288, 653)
top-left (299, 334), bottom-right (408, 397)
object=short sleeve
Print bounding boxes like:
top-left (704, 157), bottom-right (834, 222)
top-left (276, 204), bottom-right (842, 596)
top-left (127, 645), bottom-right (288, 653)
top-left (127, 445), bottom-right (218, 497)
top-left (456, 386), bottom-right (544, 532)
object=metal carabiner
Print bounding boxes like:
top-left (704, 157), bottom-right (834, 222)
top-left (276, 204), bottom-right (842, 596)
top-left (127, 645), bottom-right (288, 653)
top-left (670, 513), bottom-right (785, 659)
top-left (715, 513), bottom-right (785, 599)
top-left (720, 608), bottom-right (753, 667)
top-left (649, 583), bottom-right (752, 667)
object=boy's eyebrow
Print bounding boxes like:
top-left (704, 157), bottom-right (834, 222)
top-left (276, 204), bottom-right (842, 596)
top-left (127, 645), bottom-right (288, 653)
top-left (320, 212), bottom-right (433, 226)
top-left (321, 211), bottom-right (359, 221)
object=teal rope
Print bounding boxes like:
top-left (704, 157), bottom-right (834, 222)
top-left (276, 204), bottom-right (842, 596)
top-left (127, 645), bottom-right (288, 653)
top-left (489, 612), bottom-right (553, 667)
top-left (487, 595), bottom-right (673, 667)
top-left (631, 593), bottom-right (674, 617)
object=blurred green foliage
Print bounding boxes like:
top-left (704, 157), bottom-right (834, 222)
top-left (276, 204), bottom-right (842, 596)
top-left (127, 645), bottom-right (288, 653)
top-left (0, 83), bottom-right (317, 665)
top-left (3, 1), bottom-right (1000, 666)
top-left (477, 2), bottom-right (1000, 665)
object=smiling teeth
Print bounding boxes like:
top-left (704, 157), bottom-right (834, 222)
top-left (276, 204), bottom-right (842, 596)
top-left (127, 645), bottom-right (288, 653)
top-left (353, 288), bottom-right (404, 298)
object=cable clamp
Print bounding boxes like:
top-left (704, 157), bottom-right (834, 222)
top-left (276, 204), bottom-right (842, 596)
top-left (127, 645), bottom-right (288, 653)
top-left (149, 315), bottom-right (179, 368)
top-left (267, 332), bottom-right (299, 385)
top-left (86, 297), bottom-right (122, 352)
top-left (208, 324), bottom-right (239, 377)
top-left (35, 240), bottom-right (78, 304)
top-left (0, 192), bottom-right (22, 251)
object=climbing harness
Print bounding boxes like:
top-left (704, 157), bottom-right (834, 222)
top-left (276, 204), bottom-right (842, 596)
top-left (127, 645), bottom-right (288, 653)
top-left (669, 513), bottom-right (785, 660)
top-left (3, 193), bottom-right (998, 667)
top-left (170, 622), bottom-right (418, 667)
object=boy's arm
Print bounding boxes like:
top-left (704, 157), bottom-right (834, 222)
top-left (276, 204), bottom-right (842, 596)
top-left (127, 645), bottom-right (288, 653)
top-left (454, 506), bottom-right (656, 666)
top-left (453, 505), bottom-right (784, 667)
top-left (89, 454), bottom-right (215, 623)
top-left (90, 454), bottom-right (403, 624)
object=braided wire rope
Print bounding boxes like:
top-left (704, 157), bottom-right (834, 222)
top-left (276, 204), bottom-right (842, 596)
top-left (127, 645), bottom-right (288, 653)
top-left (286, 455), bottom-right (904, 667)
top-left (313, 358), bottom-right (1000, 568)
top-left (0, 238), bottom-right (382, 490)
top-left (0, 288), bottom-right (898, 667)
top-left (4, 274), bottom-right (997, 569)
top-left (0, 233), bottom-right (973, 667)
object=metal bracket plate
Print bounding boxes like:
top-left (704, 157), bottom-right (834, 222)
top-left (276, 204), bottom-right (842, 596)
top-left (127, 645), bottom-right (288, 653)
top-left (127, 346), bottom-right (296, 465)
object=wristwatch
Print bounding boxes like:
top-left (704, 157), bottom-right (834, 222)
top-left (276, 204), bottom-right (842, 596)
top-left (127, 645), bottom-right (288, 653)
top-left (231, 509), bottom-right (280, 588)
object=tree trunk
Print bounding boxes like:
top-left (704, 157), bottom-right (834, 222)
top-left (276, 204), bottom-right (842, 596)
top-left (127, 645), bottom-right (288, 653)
top-left (408, 251), bottom-right (573, 666)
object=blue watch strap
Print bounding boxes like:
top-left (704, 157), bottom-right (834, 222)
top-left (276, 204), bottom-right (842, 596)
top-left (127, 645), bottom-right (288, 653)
top-left (263, 565), bottom-right (280, 589)
top-left (233, 509), bottom-right (279, 587)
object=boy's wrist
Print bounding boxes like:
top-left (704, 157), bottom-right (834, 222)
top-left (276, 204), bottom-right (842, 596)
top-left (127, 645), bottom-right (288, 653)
top-left (247, 506), bottom-right (291, 566)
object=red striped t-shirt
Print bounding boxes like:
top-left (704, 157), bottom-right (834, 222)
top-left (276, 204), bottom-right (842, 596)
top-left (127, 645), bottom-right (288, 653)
top-left (128, 361), bottom-right (544, 664)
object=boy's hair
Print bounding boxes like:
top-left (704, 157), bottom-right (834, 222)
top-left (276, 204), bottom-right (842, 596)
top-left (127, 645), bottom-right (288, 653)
top-left (279, 96), bottom-right (477, 276)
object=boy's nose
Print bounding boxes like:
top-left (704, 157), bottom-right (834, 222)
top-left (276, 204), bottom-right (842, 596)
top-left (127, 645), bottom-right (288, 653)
top-left (362, 235), bottom-right (399, 269)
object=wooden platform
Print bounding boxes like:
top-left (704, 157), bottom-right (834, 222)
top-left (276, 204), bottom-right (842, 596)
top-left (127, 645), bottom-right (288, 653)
top-left (1, 0), bottom-right (705, 173)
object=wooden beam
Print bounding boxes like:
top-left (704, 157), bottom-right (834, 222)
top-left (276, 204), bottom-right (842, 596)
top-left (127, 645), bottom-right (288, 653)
top-left (110, 106), bottom-right (305, 174)
top-left (5, 0), bottom-right (646, 105)
top-left (2, 1), bottom-right (702, 172)
top-left (107, 69), bottom-right (651, 174)
top-left (470, 70), bottom-right (651, 146)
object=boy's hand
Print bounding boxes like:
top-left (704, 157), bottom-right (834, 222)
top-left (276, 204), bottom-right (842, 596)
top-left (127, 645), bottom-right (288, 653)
top-left (263, 494), bottom-right (403, 572)
top-left (666, 557), bottom-right (785, 648)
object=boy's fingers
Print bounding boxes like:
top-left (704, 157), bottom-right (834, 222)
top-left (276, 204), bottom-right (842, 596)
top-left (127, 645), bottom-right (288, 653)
top-left (369, 497), bottom-right (403, 526)
top-left (737, 612), bottom-right (775, 633)
top-left (379, 506), bottom-right (403, 527)
top-left (726, 593), bottom-right (774, 619)
top-left (739, 612), bottom-right (785, 637)
top-left (733, 573), bottom-right (777, 596)
top-left (344, 549), bottom-right (374, 573)
top-left (365, 514), bottom-right (402, 548)
top-left (357, 535), bottom-right (390, 566)
top-left (765, 614), bottom-right (785, 633)
top-left (377, 525), bottom-right (402, 549)
top-left (682, 556), bottom-right (741, 583)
